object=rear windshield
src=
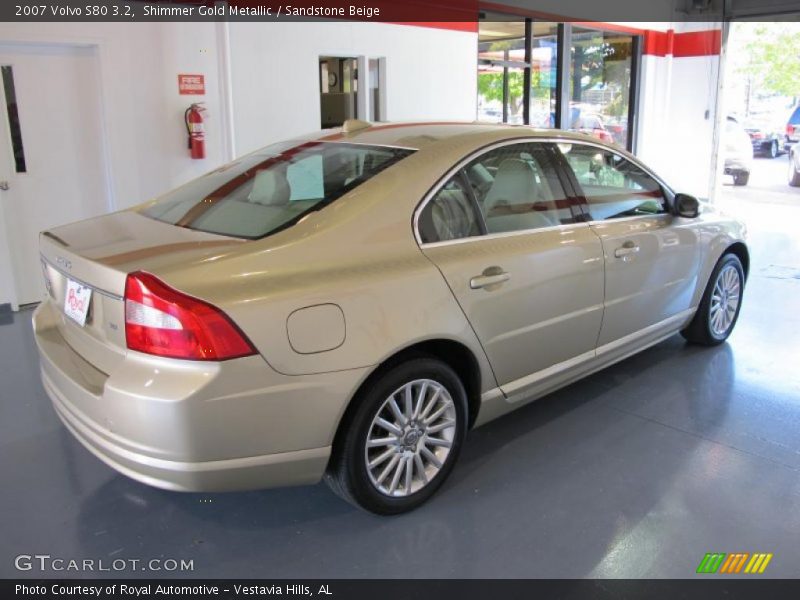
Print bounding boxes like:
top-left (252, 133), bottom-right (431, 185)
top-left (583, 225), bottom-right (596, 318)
top-left (140, 141), bottom-right (414, 239)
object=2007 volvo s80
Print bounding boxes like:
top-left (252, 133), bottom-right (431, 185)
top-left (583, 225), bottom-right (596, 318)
top-left (34, 121), bottom-right (748, 514)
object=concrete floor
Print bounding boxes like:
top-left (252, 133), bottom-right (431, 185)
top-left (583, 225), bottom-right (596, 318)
top-left (2, 156), bottom-right (799, 579)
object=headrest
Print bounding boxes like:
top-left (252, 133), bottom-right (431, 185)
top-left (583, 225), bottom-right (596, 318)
top-left (248, 169), bottom-right (291, 206)
top-left (483, 158), bottom-right (536, 212)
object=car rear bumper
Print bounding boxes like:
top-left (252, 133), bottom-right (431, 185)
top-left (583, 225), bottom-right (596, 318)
top-left (47, 377), bottom-right (331, 492)
top-left (33, 300), bottom-right (368, 492)
top-left (724, 158), bottom-right (751, 174)
top-left (751, 140), bottom-right (772, 152)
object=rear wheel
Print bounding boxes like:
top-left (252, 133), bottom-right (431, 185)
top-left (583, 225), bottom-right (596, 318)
top-left (789, 153), bottom-right (800, 187)
top-left (768, 140), bottom-right (778, 158)
top-left (733, 171), bottom-right (749, 186)
top-left (681, 253), bottom-right (744, 346)
top-left (325, 357), bottom-right (468, 514)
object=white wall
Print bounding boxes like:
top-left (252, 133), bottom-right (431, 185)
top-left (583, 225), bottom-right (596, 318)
top-left (656, 54), bottom-right (720, 197)
top-left (0, 21), bottom-right (233, 305)
top-left (635, 23), bottom-right (723, 199)
top-left (0, 201), bottom-right (15, 309)
top-left (0, 21), bottom-right (229, 209)
top-left (227, 21), bottom-right (477, 155)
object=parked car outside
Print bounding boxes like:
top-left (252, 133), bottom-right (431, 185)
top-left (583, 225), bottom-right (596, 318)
top-left (34, 121), bottom-right (748, 514)
top-left (478, 106), bottom-right (503, 122)
top-left (571, 112), bottom-right (614, 144)
top-left (744, 119), bottom-right (784, 158)
top-left (786, 104), bottom-right (800, 144)
top-left (723, 116), bottom-right (754, 186)
top-left (604, 117), bottom-right (628, 147)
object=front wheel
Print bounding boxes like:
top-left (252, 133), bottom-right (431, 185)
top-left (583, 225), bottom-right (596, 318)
top-left (681, 253), bottom-right (744, 346)
top-left (325, 357), bottom-right (468, 514)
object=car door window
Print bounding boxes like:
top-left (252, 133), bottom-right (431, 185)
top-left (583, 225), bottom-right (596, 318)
top-left (558, 143), bottom-right (667, 221)
top-left (417, 174), bottom-right (482, 243)
top-left (464, 143), bottom-right (576, 234)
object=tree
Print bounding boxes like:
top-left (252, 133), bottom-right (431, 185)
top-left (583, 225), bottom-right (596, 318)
top-left (734, 23), bottom-right (800, 103)
top-left (477, 70), bottom-right (525, 115)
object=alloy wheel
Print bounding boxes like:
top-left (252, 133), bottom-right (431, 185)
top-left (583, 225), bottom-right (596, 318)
top-left (709, 264), bottom-right (741, 337)
top-left (364, 379), bottom-right (457, 497)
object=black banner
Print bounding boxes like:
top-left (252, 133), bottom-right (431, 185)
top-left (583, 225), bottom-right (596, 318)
top-left (6, 579), bottom-right (800, 600)
top-left (3, 0), bottom-right (800, 23)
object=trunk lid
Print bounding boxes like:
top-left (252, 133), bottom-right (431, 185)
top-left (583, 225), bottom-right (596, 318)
top-left (39, 210), bottom-right (245, 374)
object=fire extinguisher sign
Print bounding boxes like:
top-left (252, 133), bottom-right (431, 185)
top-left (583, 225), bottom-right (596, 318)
top-left (178, 74), bottom-right (205, 95)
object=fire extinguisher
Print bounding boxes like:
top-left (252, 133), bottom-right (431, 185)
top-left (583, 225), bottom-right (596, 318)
top-left (184, 103), bottom-right (207, 159)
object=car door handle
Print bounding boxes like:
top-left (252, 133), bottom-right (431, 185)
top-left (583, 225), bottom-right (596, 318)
top-left (614, 241), bottom-right (640, 258)
top-left (470, 268), bottom-right (510, 289)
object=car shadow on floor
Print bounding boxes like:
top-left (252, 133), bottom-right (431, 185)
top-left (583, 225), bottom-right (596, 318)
top-left (65, 336), bottom-right (736, 578)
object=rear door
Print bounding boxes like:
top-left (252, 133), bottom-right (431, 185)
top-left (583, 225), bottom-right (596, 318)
top-left (556, 141), bottom-right (701, 347)
top-left (418, 141), bottom-right (605, 395)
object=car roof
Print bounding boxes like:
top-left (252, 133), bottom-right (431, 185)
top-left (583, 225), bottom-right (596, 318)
top-left (309, 121), bottom-right (602, 151)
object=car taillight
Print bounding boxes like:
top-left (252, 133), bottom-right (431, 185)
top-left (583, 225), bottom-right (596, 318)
top-left (788, 124), bottom-right (795, 135)
top-left (124, 271), bottom-right (256, 361)
top-left (752, 132), bottom-right (764, 139)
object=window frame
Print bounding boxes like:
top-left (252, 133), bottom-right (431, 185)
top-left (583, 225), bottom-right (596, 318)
top-left (476, 17), bottom-right (644, 152)
top-left (413, 138), bottom-right (589, 247)
top-left (550, 140), bottom-right (676, 224)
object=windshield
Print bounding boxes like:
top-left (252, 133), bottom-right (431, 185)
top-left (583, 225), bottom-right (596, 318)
top-left (140, 141), bottom-right (414, 239)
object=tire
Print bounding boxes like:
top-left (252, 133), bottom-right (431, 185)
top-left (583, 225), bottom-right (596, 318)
top-left (681, 253), bottom-right (745, 346)
top-left (789, 154), bottom-right (800, 187)
top-left (325, 357), bottom-right (468, 515)
top-left (770, 140), bottom-right (779, 158)
top-left (733, 172), bottom-right (749, 186)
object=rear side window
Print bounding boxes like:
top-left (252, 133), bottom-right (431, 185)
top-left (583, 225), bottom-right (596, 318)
top-left (558, 143), bottom-right (667, 220)
top-left (789, 106), bottom-right (800, 125)
top-left (418, 174), bottom-right (482, 243)
top-left (141, 142), bottom-right (414, 239)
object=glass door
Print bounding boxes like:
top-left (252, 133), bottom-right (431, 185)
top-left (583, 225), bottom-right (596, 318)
top-left (529, 22), bottom-right (559, 128)
top-left (569, 28), bottom-right (635, 149)
top-left (478, 16), bottom-right (528, 124)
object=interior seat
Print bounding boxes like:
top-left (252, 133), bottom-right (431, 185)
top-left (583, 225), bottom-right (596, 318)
top-left (482, 158), bottom-right (558, 232)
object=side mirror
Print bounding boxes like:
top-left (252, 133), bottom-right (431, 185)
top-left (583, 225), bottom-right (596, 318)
top-left (674, 193), bottom-right (700, 218)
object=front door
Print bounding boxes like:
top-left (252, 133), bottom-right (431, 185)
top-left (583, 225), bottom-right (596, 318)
top-left (0, 44), bottom-right (109, 307)
top-left (418, 141), bottom-right (604, 392)
top-left (557, 142), bottom-right (701, 347)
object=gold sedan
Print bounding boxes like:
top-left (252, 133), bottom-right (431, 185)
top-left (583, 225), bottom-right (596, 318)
top-left (33, 121), bottom-right (748, 514)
